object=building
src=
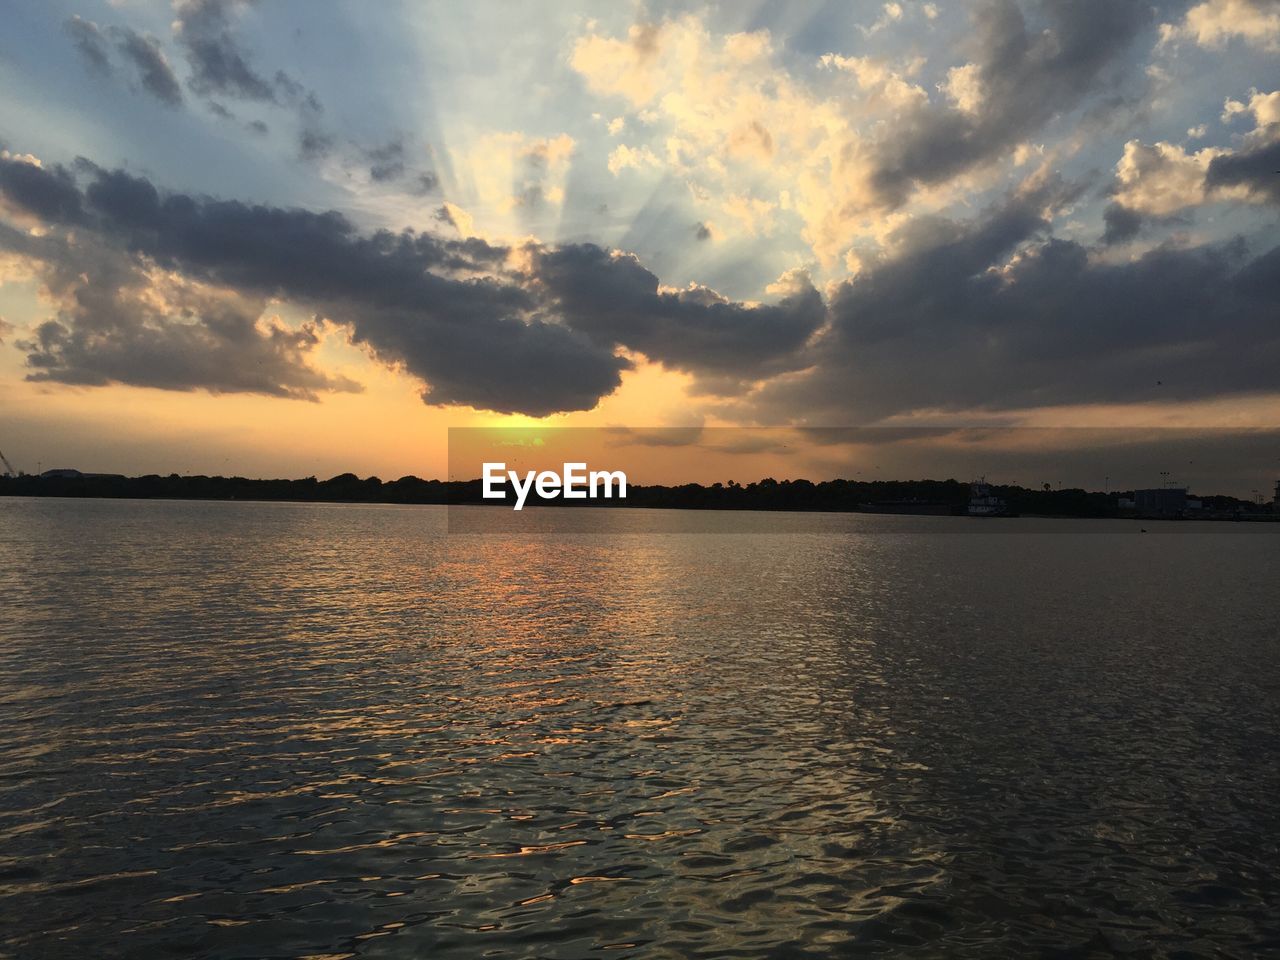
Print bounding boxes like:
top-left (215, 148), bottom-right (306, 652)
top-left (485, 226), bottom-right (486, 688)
top-left (1135, 488), bottom-right (1187, 518)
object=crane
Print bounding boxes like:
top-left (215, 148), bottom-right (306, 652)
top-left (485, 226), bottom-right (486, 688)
top-left (0, 449), bottom-right (18, 478)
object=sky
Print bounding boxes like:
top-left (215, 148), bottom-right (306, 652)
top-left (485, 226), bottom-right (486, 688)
top-left (1, 0), bottom-right (1278, 492)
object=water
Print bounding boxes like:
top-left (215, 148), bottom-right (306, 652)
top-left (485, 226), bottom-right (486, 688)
top-left (0, 498), bottom-right (1277, 959)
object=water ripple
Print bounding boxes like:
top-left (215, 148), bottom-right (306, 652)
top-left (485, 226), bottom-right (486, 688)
top-left (0, 498), bottom-right (1277, 958)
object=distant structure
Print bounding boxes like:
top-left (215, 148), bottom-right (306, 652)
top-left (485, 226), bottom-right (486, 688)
top-left (967, 479), bottom-right (1010, 517)
top-left (1135, 487), bottom-right (1187, 518)
top-left (1274, 480), bottom-right (1279, 506)
top-left (37, 468), bottom-right (125, 480)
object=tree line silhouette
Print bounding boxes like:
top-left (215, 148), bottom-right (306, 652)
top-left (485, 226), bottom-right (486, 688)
top-left (1, 471), bottom-right (1266, 517)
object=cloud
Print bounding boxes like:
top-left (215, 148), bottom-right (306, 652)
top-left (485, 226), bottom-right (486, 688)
top-left (819, 54), bottom-right (929, 113)
top-left (64, 16), bottom-right (183, 107)
top-left (513, 134), bottom-right (574, 210)
top-left (572, 16), bottom-right (861, 263)
top-left (1110, 140), bottom-right (1220, 215)
top-left (0, 154), bottom-right (610, 412)
top-left (569, 4), bottom-right (1153, 269)
top-left (1101, 202), bottom-right (1144, 245)
top-left (0, 184), bottom-right (353, 399)
top-left (607, 143), bottom-right (660, 176)
top-left (61, 163), bottom-right (623, 414)
top-left (1210, 89), bottom-right (1280, 203)
top-left (366, 139), bottom-right (406, 182)
top-left (1159, 0), bottom-right (1280, 52)
top-left (0, 154), bottom-right (85, 224)
top-left (1205, 138), bottom-right (1280, 203)
top-left (532, 245), bottom-right (824, 387)
top-left (434, 201), bottom-right (474, 236)
top-left (2, 153), bottom-right (833, 412)
top-left (1108, 91), bottom-right (1280, 217)
top-left (298, 127), bottom-right (333, 161)
top-left (867, 0), bottom-right (1152, 206)
top-left (750, 179), bottom-right (1280, 422)
top-left (1223, 88), bottom-right (1280, 128)
top-left (112, 26), bottom-right (183, 106)
top-left (457, 132), bottom-right (575, 216)
top-left (861, 3), bottom-right (905, 36)
top-left (17, 262), bottom-right (358, 400)
top-left (64, 16), bottom-right (111, 75)
top-left (173, 0), bottom-right (281, 102)
top-left (938, 62), bottom-right (984, 114)
top-left (169, 0), bottom-right (344, 163)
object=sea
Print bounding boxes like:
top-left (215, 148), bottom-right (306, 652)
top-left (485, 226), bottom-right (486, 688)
top-left (1, 497), bottom-right (1277, 959)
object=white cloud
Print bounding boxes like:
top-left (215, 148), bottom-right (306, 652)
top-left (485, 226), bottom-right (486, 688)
top-left (450, 132), bottom-right (575, 223)
top-left (939, 63), bottom-right (983, 114)
top-left (607, 143), bottom-right (661, 176)
top-left (720, 193), bottom-right (777, 237)
top-left (861, 2), bottom-right (904, 36)
top-left (1222, 87), bottom-right (1280, 129)
top-left (1160, 0), bottom-right (1280, 51)
top-left (820, 54), bottom-right (929, 110)
top-left (1113, 141), bottom-right (1217, 215)
top-left (1111, 139), bottom-right (1259, 215)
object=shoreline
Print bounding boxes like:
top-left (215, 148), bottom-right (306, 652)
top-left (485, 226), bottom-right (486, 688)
top-left (3, 482), bottom-right (1276, 522)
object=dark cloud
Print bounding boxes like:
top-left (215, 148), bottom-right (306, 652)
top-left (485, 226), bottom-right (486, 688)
top-left (1, 142), bottom-right (1277, 421)
top-left (298, 127), bottom-right (333, 161)
top-left (173, 0), bottom-right (334, 161)
top-left (353, 307), bottom-right (628, 415)
top-left (754, 181), bottom-right (1280, 421)
top-left (360, 140), bottom-right (437, 191)
top-left (434, 204), bottom-right (459, 229)
top-left (174, 0), bottom-right (280, 102)
top-left (0, 153), bottom-right (833, 415)
top-left (694, 222), bottom-right (712, 241)
top-left (1206, 138), bottom-right (1280, 205)
top-left (68, 1), bottom-right (336, 156)
top-left (0, 158), bottom-right (84, 224)
top-left (64, 16), bottom-right (183, 107)
top-left (0, 213), bottom-right (356, 400)
top-left (63, 8), bottom-right (435, 187)
top-left (869, 0), bottom-right (1152, 206)
top-left (64, 16), bottom-right (111, 75)
top-left (1101, 202), bottom-right (1144, 245)
top-left (111, 27), bottom-right (183, 106)
top-left (0, 155), bottom-right (630, 415)
top-left (533, 244), bottom-right (825, 385)
top-left (18, 285), bottom-right (357, 400)
top-left (366, 140), bottom-right (406, 182)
